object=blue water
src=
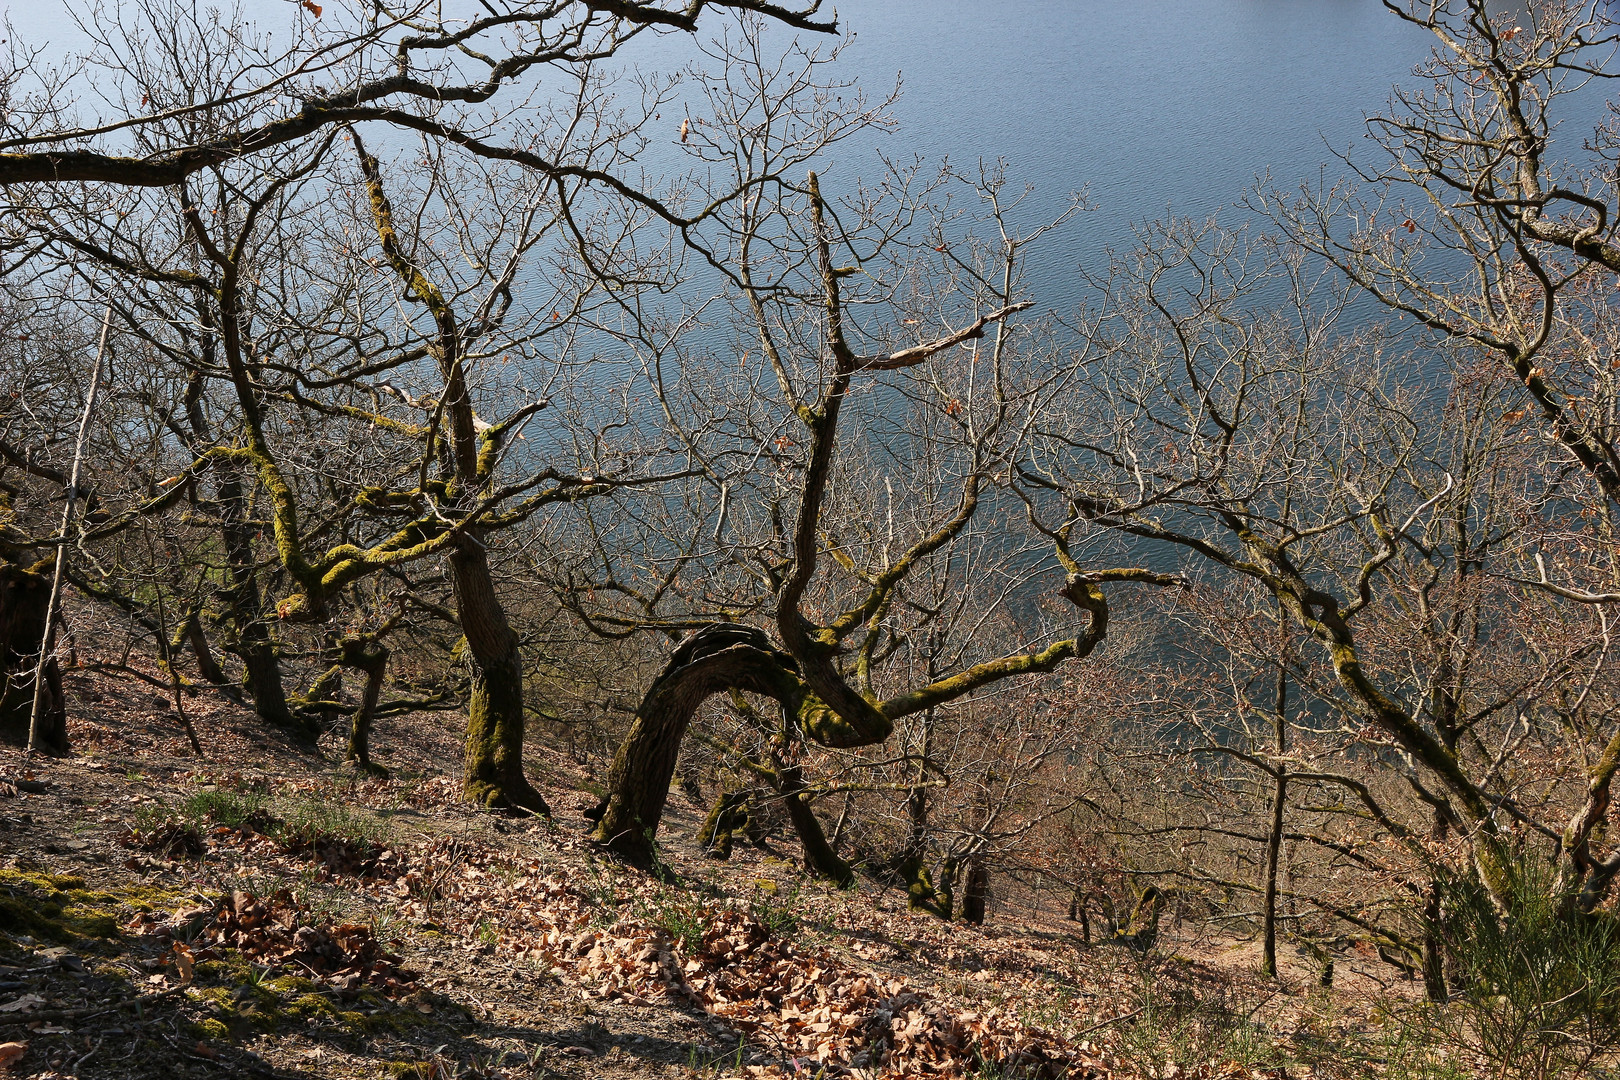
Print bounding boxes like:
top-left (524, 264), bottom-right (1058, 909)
top-left (9, 1), bottom-right (1612, 356)
top-left (812, 0), bottom-right (1435, 306)
top-left (8, 3), bottom-right (1433, 249)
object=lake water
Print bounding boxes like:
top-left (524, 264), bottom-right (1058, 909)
top-left (9, 2), bottom-right (1614, 347)
top-left (15, 2), bottom-right (1595, 302)
top-left (808, 0), bottom-right (1437, 307)
top-left (9, 3), bottom-right (1434, 242)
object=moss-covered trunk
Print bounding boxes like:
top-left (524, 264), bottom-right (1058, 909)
top-left (696, 788), bottom-right (750, 859)
top-left (595, 624), bottom-right (801, 864)
top-left (175, 608), bottom-right (234, 695)
top-left (216, 470), bottom-right (302, 740)
top-left (776, 762), bottom-right (854, 886)
top-left (452, 538), bottom-right (548, 814)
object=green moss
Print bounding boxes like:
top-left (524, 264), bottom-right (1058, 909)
top-left (198, 974), bottom-right (424, 1039)
top-left (289, 992), bottom-right (334, 1018)
top-left (115, 884), bottom-right (190, 912)
top-left (0, 869), bottom-right (172, 941)
top-left (193, 1018), bottom-right (231, 1041)
top-left (62, 908), bottom-right (119, 937)
top-left (0, 869), bottom-right (87, 891)
top-left (383, 1064), bottom-right (434, 1080)
top-left (0, 893), bottom-right (74, 941)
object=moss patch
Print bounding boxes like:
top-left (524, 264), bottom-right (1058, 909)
top-left (195, 974), bottom-right (427, 1040)
top-left (382, 1064), bottom-right (436, 1080)
top-left (192, 1018), bottom-right (231, 1041)
top-left (0, 869), bottom-right (169, 942)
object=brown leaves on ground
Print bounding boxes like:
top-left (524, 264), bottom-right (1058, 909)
top-left (407, 845), bottom-right (1115, 1078)
top-left (0, 1041), bottom-right (25, 1070)
top-left (676, 910), bottom-right (1095, 1079)
top-left (128, 889), bottom-right (414, 994)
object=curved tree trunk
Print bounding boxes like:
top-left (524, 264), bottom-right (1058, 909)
top-left (344, 641), bottom-right (389, 776)
top-left (594, 624), bottom-right (802, 864)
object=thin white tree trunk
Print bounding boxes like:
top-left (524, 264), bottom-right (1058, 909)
top-left (27, 302), bottom-right (111, 752)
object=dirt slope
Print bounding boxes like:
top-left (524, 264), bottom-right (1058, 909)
top-left (0, 669), bottom-right (1406, 1080)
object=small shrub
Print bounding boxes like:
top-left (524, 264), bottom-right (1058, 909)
top-left (637, 891), bottom-right (709, 949)
top-left (748, 881), bottom-right (802, 938)
top-left (276, 798), bottom-right (384, 851)
top-left (1433, 860), bottom-right (1620, 1080)
top-left (178, 789), bottom-right (277, 832)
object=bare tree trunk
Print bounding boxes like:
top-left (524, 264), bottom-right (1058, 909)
top-left (177, 306), bottom-right (298, 739)
top-left (1261, 769), bottom-right (1287, 976)
top-left (28, 302), bottom-right (109, 753)
top-left (594, 624), bottom-right (799, 863)
top-left (830, 789), bottom-right (855, 853)
top-left (776, 761), bottom-right (854, 886)
top-left (1261, 636), bottom-right (1289, 979)
top-left (217, 470), bottom-right (301, 739)
top-left (1069, 887), bottom-right (1092, 942)
top-left (150, 577), bottom-right (204, 757)
top-left (1, 561), bottom-right (65, 751)
top-left (960, 861), bottom-right (990, 925)
top-left (1422, 809), bottom-right (1451, 1003)
top-left (453, 539), bottom-right (549, 813)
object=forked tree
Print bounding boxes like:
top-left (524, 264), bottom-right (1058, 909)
top-left (573, 38), bottom-right (1185, 867)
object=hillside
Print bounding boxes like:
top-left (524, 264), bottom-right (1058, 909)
top-left (0, 665), bottom-right (1432, 1080)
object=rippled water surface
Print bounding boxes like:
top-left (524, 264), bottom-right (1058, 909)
top-left (10, 2), bottom-right (1602, 303)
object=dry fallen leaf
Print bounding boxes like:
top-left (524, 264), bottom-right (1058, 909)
top-left (172, 942), bottom-right (195, 985)
top-left (0, 1042), bottom-right (25, 1069)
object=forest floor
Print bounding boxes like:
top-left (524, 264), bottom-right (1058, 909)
top-left (0, 665), bottom-right (1454, 1080)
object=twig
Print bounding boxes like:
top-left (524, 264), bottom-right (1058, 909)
top-left (70, 1034), bottom-right (104, 1071)
top-left (1072, 1006), bottom-right (1144, 1039)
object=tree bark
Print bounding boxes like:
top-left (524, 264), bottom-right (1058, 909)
top-left (776, 761), bottom-right (854, 886)
top-left (216, 470), bottom-right (302, 739)
top-left (0, 560), bottom-right (65, 752)
top-left (175, 608), bottom-right (233, 693)
top-left (1261, 639), bottom-right (1289, 979)
top-left (593, 624), bottom-right (801, 863)
top-left (696, 787), bottom-right (749, 859)
top-left (1069, 887), bottom-right (1092, 942)
top-left (960, 861), bottom-right (990, 925)
top-left (453, 539), bottom-right (549, 814)
top-left (342, 639), bottom-right (389, 776)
